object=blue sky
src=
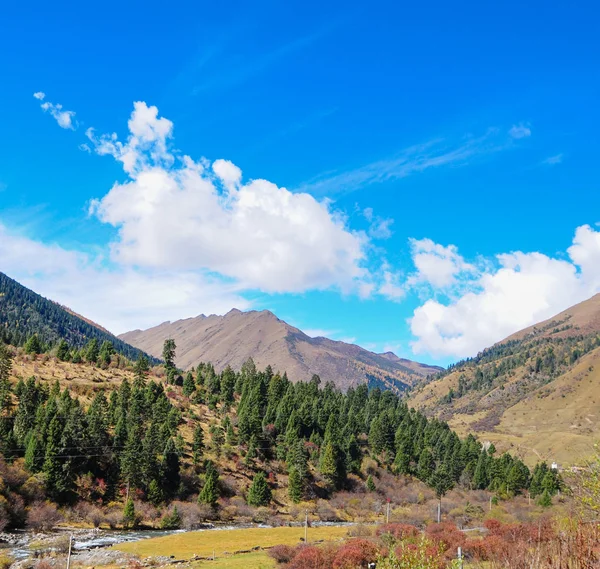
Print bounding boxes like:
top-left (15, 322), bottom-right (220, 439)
top-left (1, 0), bottom-right (599, 365)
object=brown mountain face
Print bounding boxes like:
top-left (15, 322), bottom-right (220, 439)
top-left (408, 293), bottom-right (600, 466)
top-left (120, 309), bottom-right (441, 392)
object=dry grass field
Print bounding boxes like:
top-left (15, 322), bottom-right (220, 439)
top-left (114, 525), bottom-right (351, 567)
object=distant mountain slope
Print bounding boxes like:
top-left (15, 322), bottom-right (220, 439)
top-left (0, 271), bottom-right (155, 362)
top-left (121, 309), bottom-right (441, 392)
top-left (408, 293), bottom-right (600, 465)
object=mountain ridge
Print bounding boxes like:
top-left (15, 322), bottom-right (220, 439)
top-left (120, 308), bottom-right (441, 392)
top-left (0, 271), bottom-right (157, 363)
top-left (408, 293), bottom-right (600, 465)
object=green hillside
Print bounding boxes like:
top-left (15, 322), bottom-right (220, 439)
top-left (0, 271), bottom-right (156, 363)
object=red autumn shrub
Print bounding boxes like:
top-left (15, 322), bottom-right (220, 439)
top-left (269, 544), bottom-right (297, 564)
top-left (287, 545), bottom-right (330, 569)
top-left (376, 523), bottom-right (419, 540)
top-left (332, 539), bottom-right (378, 569)
top-left (425, 522), bottom-right (465, 556)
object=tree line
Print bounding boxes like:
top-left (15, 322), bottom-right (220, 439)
top-left (0, 338), bottom-right (561, 529)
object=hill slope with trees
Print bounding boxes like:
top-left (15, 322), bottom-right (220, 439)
top-left (0, 271), bottom-right (156, 363)
top-left (408, 294), bottom-right (600, 465)
top-left (0, 337), bottom-right (560, 532)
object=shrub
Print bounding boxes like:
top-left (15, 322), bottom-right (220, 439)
top-left (376, 523), bottom-right (420, 541)
top-left (332, 539), bottom-right (378, 569)
top-left (424, 522), bottom-right (465, 557)
top-left (0, 554), bottom-right (13, 569)
top-left (26, 502), bottom-right (64, 531)
top-left (287, 544), bottom-right (337, 569)
top-left (268, 544), bottom-right (297, 564)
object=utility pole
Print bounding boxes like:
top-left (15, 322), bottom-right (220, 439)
top-left (304, 510), bottom-right (308, 543)
top-left (66, 535), bottom-right (73, 569)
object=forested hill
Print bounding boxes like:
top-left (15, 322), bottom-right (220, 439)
top-left (0, 271), bottom-right (156, 362)
top-left (0, 343), bottom-right (557, 529)
top-left (408, 294), bottom-right (600, 465)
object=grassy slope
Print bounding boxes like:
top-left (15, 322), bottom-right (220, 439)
top-left (409, 345), bottom-right (600, 466)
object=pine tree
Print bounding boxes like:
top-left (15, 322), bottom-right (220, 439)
top-left (148, 479), bottom-right (164, 506)
top-left (198, 463), bottom-right (219, 506)
top-left (56, 339), bottom-right (71, 361)
top-left (85, 338), bottom-right (99, 364)
top-left (183, 372), bottom-right (196, 397)
top-left (247, 471), bottom-right (272, 506)
top-left (538, 489), bottom-right (552, 507)
top-left (320, 442), bottom-right (345, 489)
top-left (161, 438), bottom-right (181, 497)
top-left (162, 339), bottom-right (176, 369)
top-left (24, 334), bottom-right (42, 355)
top-left (123, 498), bottom-right (137, 529)
top-left (133, 354), bottom-right (150, 384)
top-left (192, 425), bottom-right (205, 466)
top-left (288, 467), bottom-right (303, 503)
top-left (160, 506), bottom-right (182, 529)
top-left (99, 341), bottom-right (114, 366)
top-left (366, 475), bottom-right (376, 492)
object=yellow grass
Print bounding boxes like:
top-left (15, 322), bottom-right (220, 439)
top-left (114, 525), bottom-right (349, 560)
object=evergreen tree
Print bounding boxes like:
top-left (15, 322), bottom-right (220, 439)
top-left (320, 442), bottom-right (345, 489)
top-left (99, 341), bottom-right (114, 366)
top-left (85, 338), bottom-right (100, 364)
top-left (538, 489), bottom-right (552, 507)
top-left (161, 438), bottom-right (181, 496)
top-left (123, 498), bottom-right (137, 528)
top-left (247, 471), bottom-right (272, 506)
top-left (366, 474), bottom-right (376, 492)
top-left (160, 506), bottom-right (182, 529)
top-left (198, 462), bottom-right (219, 506)
top-left (192, 425), bottom-right (205, 466)
top-left (56, 339), bottom-right (71, 361)
top-left (133, 354), bottom-right (150, 384)
top-left (288, 467), bottom-right (303, 503)
top-left (162, 339), bottom-right (176, 369)
top-left (183, 372), bottom-right (196, 397)
top-left (24, 334), bottom-right (42, 355)
top-left (148, 479), bottom-right (164, 506)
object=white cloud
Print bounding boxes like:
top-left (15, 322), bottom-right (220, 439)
top-left (34, 92), bottom-right (77, 130)
top-left (407, 238), bottom-right (476, 289)
top-left (409, 225), bottom-right (600, 358)
top-left (0, 223), bottom-right (249, 334)
top-left (378, 264), bottom-right (405, 301)
top-left (87, 102), bottom-right (368, 294)
top-left (297, 129), bottom-right (511, 197)
top-left (363, 207), bottom-right (393, 240)
top-left (542, 153), bottom-right (563, 166)
top-left (509, 123), bottom-right (531, 139)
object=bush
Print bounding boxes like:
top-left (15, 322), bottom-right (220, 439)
top-left (425, 522), bottom-right (466, 556)
top-left (332, 539), bottom-right (378, 569)
top-left (0, 554), bottom-right (13, 569)
top-left (287, 544), bottom-right (337, 569)
top-left (268, 544), bottom-right (297, 564)
top-left (26, 502), bottom-right (63, 531)
top-left (376, 523), bottom-right (419, 541)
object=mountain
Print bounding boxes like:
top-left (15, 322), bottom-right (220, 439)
top-left (408, 293), bottom-right (600, 465)
top-left (120, 309), bottom-right (441, 392)
top-left (0, 271), bottom-right (155, 362)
